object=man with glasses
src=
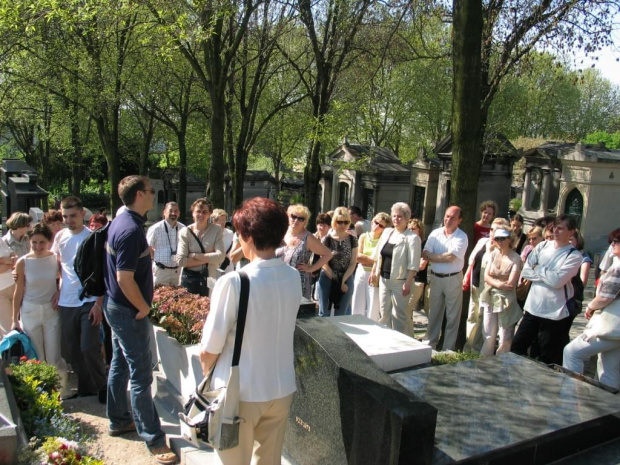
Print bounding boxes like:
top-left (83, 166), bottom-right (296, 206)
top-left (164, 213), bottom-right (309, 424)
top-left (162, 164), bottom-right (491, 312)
top-left (147, 202), bottom-right (185, 286)
top-left (422, 205), bottom-right (468, 351)
top-left (103, 175), bottom-right (178, 465)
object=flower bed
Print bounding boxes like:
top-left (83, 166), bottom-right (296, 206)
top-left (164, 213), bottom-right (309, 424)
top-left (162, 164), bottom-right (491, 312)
top-left (151, 285), bottom-right (210, 345)
top-left (151, 285), bottom-right (211, 400)
top-left (7, 358), bottom-right (102, 464)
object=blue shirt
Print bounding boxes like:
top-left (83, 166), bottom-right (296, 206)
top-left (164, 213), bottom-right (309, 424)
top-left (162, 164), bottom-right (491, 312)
top-left (105, 210), bottom-right (153, 309)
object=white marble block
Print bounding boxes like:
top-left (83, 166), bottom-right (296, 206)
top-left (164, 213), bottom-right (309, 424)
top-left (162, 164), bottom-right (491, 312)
top-left (329, 315), bottom-right (431, 371)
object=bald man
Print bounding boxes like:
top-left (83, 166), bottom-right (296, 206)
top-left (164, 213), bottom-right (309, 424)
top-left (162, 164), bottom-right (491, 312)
top-left (422, 206), bottom-right (468, 350)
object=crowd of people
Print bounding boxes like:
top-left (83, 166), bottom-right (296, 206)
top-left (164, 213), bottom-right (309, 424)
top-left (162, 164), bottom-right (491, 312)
top-left (2, 176), bottom-right (619, 465)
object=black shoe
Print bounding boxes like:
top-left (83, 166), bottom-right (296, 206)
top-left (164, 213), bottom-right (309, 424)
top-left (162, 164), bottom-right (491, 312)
top-left (98, 389), bottom-right (107, 404)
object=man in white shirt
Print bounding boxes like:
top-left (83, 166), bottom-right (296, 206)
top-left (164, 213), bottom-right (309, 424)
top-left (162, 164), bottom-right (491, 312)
top-left (422, 206), bottom-right (468, 350)
top-left (54, 196), bottom-right (107, 402)
top-left (511, 214), bottom-right (583, 365)
top-left (146, 202), bottom-right (185, 286)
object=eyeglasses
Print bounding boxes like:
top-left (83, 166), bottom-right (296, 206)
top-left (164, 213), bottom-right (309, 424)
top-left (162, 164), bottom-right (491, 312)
top-left (373, 220), bottom-right (384, 228)
top-left (612, 239), bottom-right (620, 245)
top-left (494, 237), bottom-right (508, 242)
top-left (336, 220), bottom-right (349, 225)
top-left (141, 188), bottom-right (155, 194)
top-left (290, 214), bottom-right (306, 222)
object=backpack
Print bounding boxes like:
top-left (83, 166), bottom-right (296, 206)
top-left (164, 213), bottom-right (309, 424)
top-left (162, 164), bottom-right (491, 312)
top-left (74, 222), bottom-right (111, 300)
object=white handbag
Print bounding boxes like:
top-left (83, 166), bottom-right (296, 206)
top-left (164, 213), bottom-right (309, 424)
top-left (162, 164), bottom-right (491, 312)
top-left (179, 271), bottom-right (249, 450)
top-left (585, 298), bottom-right (620, 341)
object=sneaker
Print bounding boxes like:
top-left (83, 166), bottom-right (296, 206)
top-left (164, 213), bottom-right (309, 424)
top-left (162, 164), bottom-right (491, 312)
top-left (108, 421), bottom-right (136, 437)
top-left (147, 444), bottom-right (178, 465)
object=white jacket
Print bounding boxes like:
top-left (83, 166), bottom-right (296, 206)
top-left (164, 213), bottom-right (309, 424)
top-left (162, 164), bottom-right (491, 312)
top-left (371, 228), bottom-right (421, 280)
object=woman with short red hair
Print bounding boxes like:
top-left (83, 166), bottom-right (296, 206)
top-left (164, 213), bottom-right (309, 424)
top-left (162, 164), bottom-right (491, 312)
top-left (200, 197), bottom-right (301, 464)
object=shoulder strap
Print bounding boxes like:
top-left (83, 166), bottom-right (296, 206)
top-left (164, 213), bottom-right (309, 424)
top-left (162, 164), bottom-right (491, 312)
top-left (232, 271), bottom-right (250, 367)
top-left (563, 247), bottom-right (578, 299)
top-left (188, 227), bottom-right (206, 253)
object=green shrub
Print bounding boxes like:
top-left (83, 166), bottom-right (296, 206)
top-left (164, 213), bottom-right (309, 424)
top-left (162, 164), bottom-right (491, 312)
top-left (8, 360), bottom-right (79, 440)
top-left (431, 351), bottom-right (481, 366)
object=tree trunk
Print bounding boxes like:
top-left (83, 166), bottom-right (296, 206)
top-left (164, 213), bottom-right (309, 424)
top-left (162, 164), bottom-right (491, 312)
top-left (70, 101), bottom-right (83, 196)
top-left (208, 93), bottom-right (226, 208)
top-left (451, 0), bottom-right (483, 350)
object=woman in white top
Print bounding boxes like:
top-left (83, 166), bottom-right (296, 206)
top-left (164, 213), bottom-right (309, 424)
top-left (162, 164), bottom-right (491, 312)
top-left (351, 212), bottom-right (391, 320)
top-left (370, 202), bottom-right (421, 337)
top-left (0, 238), bottom-right (16, 337)
top-left (12, 224), bottom-right (68, 393)
top-left (200, 197), bottom-right (301, 465)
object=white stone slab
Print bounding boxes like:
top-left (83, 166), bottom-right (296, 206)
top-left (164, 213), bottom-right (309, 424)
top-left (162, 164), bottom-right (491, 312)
top-left (328, 315), bottom-right (432, 372)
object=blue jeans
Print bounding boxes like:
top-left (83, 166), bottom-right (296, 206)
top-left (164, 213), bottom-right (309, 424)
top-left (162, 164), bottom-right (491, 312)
top-left (317, 271), bottom-right (354, 317)
top-left (104, 297), bottom-right (165, 447)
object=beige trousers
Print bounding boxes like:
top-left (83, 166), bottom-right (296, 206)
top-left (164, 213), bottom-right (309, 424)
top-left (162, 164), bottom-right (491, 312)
top-left (0, 284), bottom-right (14, 337)
top-left (215, 393), bottom-right (294, 465)
top-left (152, 264), bottom-right (181, 287)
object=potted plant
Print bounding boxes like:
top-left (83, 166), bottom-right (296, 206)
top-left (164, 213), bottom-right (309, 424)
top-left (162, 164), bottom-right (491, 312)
top-left (150, 285), bottom-right (210, 400)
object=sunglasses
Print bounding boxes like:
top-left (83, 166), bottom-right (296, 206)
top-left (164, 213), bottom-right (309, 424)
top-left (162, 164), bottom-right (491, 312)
top-left (494, 237), bottom-right (508, 242)
top-left (336, 220), bottom-right (349, 225)
top-left (528, 236), bottom-right (541, 242)
top-left (290, 214), bottom-right (306, 222)
top-left (373, 220), bottom-right (384, 228)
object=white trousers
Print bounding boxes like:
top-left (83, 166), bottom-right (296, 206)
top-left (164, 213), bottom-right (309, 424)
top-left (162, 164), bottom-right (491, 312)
top-left (152, 264), bottom-right (181, 286)
top-left (21, 300), bottom-right (69, 393)
top-left (563, 333), bottom-right (620, 390)
top-left (379, 277), bottom-right (413, 337)
top-left (351, 265), bottom-right (380, 321)
top-left (480, 304), bottom-right (515, 356)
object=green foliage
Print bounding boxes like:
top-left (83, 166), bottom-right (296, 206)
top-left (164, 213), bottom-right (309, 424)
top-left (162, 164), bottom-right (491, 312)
top-left (509, 198), bottom-right (523, 211)
top-left (582, 131), bottom-right (620, 149)
top-left (8, 360), bottom-right (79, 440)
top-left (431, 351), bottom-right (481, 366)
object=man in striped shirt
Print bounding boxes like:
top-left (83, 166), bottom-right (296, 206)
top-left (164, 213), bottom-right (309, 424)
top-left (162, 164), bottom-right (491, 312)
top-left (146, 202), bottom-right (185, 286)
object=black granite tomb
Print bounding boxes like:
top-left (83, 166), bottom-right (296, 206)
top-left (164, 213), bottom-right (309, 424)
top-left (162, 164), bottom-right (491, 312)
top-left (392, 353), bottom-right (620, 464)
top-left (284, 318), bottom-right (437, 465)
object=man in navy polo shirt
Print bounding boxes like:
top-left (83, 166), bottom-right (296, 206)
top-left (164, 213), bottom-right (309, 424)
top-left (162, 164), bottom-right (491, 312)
top-left (103, 175), bottom-right (178, 465)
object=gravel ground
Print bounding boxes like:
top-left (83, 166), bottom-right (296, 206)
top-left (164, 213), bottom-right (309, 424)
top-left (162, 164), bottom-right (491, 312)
top-left (62, 388), bottom-right (158, 465)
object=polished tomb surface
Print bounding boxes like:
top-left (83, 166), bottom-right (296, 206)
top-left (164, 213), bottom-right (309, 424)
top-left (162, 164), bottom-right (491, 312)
top-left (392, 353), bottom-right (620, 464)
top-left (284, 318), bottom-right (437, 465)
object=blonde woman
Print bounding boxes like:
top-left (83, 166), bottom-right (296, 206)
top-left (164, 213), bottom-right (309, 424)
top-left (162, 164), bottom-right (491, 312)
top-left (479, 223), bottom-right (522, 356)
top-left (406, 219), bottom-right (429, 317)
top-left (318, 207), bottom-right (358, 317)
top-left (351, 212), bottom-right (391, 320)
top-left (370, 203), bottom-right (421, 337)
top-left (276, 204), bottom-right (332, 304)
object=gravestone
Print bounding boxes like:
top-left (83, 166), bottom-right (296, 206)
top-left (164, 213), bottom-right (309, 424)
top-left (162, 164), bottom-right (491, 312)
top-left (392, 353), bottom-right (620, 464)
top-left (329, 315), bottom-right (432, 371)
top-left (284, 318), bottom-right (437, 465)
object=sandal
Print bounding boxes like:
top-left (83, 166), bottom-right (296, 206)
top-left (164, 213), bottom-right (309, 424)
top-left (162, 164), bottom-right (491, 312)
top-left (147, 444), bottom-right (178, 465)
